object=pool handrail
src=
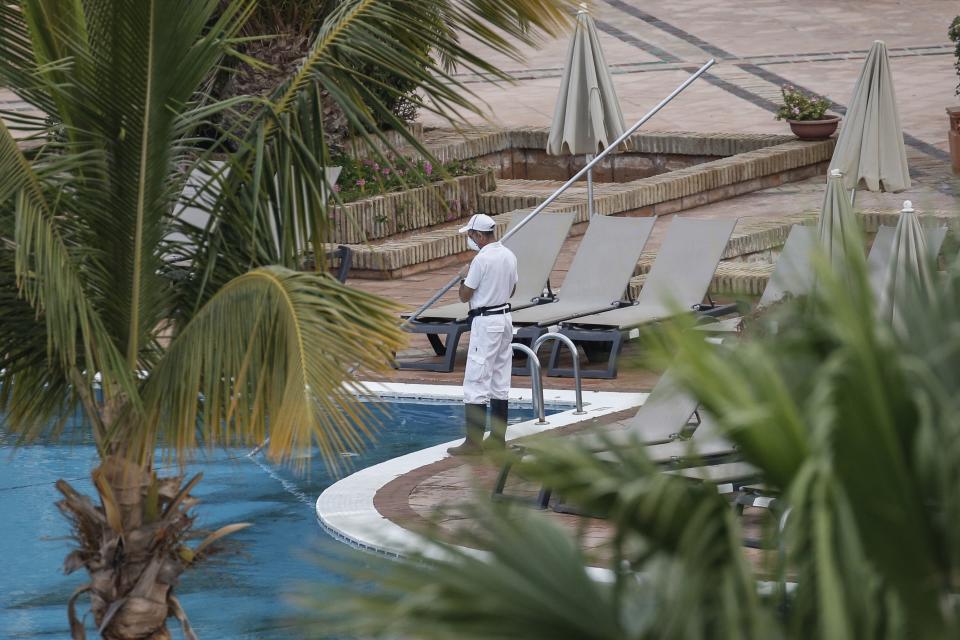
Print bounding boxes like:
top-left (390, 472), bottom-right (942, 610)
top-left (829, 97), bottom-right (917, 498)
top-left (533, 332), bottom-right (584, 415)
top-left (511, 343), bottom-right (546, 424)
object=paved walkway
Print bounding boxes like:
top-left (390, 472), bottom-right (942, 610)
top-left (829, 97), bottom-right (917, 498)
top-left (342, 0), bottom-right (960, 562)
top-left (359, 0), bottom-right (959, 383)
top-left (427, 0), bottom-right (955, 158)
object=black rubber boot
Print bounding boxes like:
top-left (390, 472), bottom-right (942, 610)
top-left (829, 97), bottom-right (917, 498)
top-left (485, 398), bottom-right (509, 450)
top-left (447, 403), bottom-right (487, 456)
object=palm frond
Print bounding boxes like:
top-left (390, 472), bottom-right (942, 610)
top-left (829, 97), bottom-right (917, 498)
top-left (650, 249), bottom-right (955, 635)
top-left (302, 502), bottom-right (629, 640)
top-left (514, 437), bottom-right (772, 640)
top-left (138, 267), bottom-right (404, 468)
top-left (176, 0), bottom-right (575, 323)
top-left (0, 120), bottom-right (136, 421)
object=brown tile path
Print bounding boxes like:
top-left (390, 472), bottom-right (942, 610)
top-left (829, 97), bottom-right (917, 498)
top-left (424, 0), bottom-right (958, 158)
top-left (362, 0), bottom-right (958, 566)
top-left (374, 404), bottom-right (776, 571)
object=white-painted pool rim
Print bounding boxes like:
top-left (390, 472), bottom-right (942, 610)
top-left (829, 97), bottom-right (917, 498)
top-left (315, 382), bottom-right (647, 576)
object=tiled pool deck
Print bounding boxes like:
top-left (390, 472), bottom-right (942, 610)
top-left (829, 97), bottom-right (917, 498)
top-left (316, 383), bottom-right (646, 565)
top-left (319, 0), bottom-right (960, 564)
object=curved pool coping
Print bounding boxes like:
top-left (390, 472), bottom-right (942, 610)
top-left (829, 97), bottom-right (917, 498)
top-left (315, 382), bottom-right (646, 568)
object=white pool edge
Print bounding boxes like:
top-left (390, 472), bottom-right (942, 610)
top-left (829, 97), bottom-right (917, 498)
top-left (315, 382), bottom-right (646, 569)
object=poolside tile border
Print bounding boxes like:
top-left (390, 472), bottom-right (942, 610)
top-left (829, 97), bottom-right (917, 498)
top-left (315, 382), bottom-right (645, 562)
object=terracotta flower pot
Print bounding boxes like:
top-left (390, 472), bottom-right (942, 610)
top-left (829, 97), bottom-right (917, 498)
top-left (786, 116), bottom-right (841, 140)
top-left (947, 107), bottom-right (960, 175)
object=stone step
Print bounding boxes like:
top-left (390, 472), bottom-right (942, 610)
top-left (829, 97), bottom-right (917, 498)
top-left (627, 260), bottom-right (776, 300)
top-left (333, 136), bottom-right (834, 279)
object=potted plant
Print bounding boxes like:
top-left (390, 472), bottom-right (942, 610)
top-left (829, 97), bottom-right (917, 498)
top-left (775, 84), bottom-right (840, 140)
top-left (947, 16), bottom-right (960, 173)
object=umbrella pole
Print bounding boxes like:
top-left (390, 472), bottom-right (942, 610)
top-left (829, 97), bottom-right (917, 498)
top-left (850, 188), bottom-right (857, 207)
top-left (586, 154), bottom-right (595, 217)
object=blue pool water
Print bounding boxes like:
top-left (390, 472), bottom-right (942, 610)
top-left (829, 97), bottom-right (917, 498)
top-left (0, 399), bottom-right (556, 638)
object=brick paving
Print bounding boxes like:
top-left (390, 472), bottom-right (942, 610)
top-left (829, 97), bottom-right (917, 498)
top-left (362, 0), bottom-right (960, 561)
top-left (374, 405), bottom-right (775, 571)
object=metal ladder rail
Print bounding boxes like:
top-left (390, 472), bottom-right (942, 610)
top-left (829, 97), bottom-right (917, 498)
top-left (533, 333), bottom-right (585, 418)
top-left (512, 332), bottom-right (586, 425)
top-left (511, 344), bottom-right (546, 424)
top-left (403, 58), bottom-right (717, 328)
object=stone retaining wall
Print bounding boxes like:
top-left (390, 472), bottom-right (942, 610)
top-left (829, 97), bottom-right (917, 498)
top-left (627, 260), bottom-right (776, 300)
top-left (475, 130), bottom-right (795, 183)
top-left (424, 127), bottom-right (792, 163)
top-left (338, 137), bottom-right (835, 279)
top-left (859, 208), bottom-right (959, 233)
top-left (329, 170), bottom-right (496, 244)
top-left (488, 149), bottom-right (717, 182)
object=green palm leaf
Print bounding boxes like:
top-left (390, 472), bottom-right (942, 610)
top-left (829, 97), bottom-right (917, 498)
top-left (139, 267), bottom-right (404, 468)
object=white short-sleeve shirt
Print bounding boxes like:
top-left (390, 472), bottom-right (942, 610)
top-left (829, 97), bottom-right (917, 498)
top-left (463, 241), bottom-right (518, 310)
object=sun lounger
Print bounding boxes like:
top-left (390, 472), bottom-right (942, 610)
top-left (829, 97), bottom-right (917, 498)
top-left (508, 215), bottom-right (656, 373)
top-left (591, 417), bottom-right (736, 465)
top-left (167, 162), bottom-right (353, 280)
top-left (697, 224), bottom-right (817, 334)
top-left (563, 372), bottom-right (701, 451)
top-left (552, 218), bottom-right (736, 378)
top-left (397, 211), bottom-right (576, 372)
top-left (867, 224), bottom-right (947, 296)
top-left (757, 224), bottom-right (817, 307)
top-left (668, 461), bottom-right (761, 493)
top-left (492, 371), bottom-right (707, 508)
top-left (550, 458), bottom-right (758, 516)
top-left (549, 415), bottom-right (742, 513)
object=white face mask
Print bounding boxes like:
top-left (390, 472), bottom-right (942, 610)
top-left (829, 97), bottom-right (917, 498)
top-left (467, 236), bottom-right (480, 252)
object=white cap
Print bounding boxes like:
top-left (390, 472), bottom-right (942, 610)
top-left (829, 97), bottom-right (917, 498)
top-left (458, 213), bottom-right (496, 234)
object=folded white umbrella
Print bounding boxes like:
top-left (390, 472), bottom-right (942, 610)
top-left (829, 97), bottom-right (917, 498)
top-left (546, 3), bottom-right (625, 216)
top-left (817, 169), bottom-right (860, 269)
top-left (829, 40), bottom-right (911, 196)
top-left (877, 200), bottom-right (935, 331)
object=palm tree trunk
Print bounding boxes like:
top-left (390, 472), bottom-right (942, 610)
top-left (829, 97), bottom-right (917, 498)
top-left (58, 456), bottom-right (199, 639)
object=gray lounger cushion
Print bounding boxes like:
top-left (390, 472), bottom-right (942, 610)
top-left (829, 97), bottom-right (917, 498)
top-left (509, 215), bottom-right (656, 326)
top-left (412, 211), bottom-right (576, 322)
top-left (668, 461), bottom-right (760, 484)
top-left (566, 372), bottom-right (699, 450)
top-left (594, 414), bottom-right (735, 465)
top-left (564, 217), bottom-right (736, 329)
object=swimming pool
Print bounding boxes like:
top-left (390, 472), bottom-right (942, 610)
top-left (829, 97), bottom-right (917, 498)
top-left (0, 399), bottom-right (557, 639)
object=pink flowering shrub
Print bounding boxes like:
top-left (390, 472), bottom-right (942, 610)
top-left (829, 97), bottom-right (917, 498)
top-left (332, 154), bottom-right (480, 203)
top-left (774, 85), bottom-right (831, 121)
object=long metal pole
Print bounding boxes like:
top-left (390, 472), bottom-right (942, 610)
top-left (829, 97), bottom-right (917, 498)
top-left (404, 58), bottom-right (717, 325)
top-left (586, 154), bottom-right (595, 217)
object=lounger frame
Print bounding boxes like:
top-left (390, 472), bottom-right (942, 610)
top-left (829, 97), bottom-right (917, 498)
top-left (551, 302), bottom-right (726, 379)
top-left (396, 211), bottom-right (574, 372)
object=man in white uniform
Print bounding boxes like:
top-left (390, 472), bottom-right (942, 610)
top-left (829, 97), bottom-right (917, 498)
top-left (447, 213), bottom-right (518, 456)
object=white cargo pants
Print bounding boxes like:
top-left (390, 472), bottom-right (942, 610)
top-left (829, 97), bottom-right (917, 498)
top-left (462, 313), bottom-right (513, 405)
